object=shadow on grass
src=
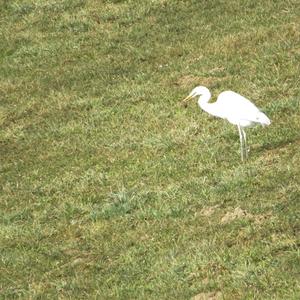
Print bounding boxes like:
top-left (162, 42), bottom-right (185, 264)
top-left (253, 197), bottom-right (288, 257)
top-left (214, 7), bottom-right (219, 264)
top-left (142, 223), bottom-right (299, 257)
top-left (257, 135), bottom-right (300, 152)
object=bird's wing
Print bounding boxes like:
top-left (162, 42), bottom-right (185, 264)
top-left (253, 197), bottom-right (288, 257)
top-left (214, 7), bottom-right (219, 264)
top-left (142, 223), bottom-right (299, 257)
top-left (217, 91), bottom-right (262, 123)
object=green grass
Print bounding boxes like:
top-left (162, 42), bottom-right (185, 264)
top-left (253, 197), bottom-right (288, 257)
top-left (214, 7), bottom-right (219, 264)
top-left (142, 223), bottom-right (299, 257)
top-left (1, 0), bottom-right (300, 298)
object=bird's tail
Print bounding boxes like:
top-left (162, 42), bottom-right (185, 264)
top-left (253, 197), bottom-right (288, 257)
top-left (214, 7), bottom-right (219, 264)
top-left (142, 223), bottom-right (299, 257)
top-left (257, 112), bottom-right (271, 126)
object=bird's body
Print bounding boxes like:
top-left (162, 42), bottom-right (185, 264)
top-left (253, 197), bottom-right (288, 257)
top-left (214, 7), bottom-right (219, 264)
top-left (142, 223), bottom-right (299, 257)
top-left (182, 86), bottom-right (271, 161)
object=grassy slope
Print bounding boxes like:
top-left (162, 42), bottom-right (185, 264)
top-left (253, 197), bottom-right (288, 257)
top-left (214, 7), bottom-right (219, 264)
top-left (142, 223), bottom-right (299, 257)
top-left (1, 0), bottom-right (300, 298)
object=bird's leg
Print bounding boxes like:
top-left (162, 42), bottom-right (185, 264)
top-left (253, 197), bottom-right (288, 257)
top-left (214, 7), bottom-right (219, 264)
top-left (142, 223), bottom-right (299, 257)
top-left (237, 125), bottom-right (245, 161)
top-left (242, 128), bottom-right (248, 159)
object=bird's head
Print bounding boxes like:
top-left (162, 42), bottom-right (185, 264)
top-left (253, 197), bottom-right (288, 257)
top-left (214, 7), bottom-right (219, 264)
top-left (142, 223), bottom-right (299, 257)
top-left (182, 86), bottom-right (210, 106)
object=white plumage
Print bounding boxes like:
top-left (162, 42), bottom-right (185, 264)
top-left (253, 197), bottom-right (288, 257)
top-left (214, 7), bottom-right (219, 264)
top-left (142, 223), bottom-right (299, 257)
top-left (182, 86), bottom-right (271, 161)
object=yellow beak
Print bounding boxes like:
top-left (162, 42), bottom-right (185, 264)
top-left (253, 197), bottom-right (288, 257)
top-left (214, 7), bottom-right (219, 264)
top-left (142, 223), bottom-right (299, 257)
top-left (181, 94), bottom-right (193, 103)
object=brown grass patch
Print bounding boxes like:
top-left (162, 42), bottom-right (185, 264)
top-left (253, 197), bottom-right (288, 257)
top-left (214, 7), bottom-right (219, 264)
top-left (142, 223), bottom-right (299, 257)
top-left (221, 207), bottom-right (272, 225)
top-left (176, 75), bottom-right (217, 88)
top-left (192, 291), bottom-right (222, 300)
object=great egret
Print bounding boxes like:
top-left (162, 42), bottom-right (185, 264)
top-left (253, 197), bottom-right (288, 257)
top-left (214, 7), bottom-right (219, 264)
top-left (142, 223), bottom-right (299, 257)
top-left (182, 86), bottom-right (271, 161)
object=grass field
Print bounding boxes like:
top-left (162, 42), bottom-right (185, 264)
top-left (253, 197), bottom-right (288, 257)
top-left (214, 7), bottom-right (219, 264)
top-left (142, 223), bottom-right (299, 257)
top-left (1, 0), bottom-right (300, 298)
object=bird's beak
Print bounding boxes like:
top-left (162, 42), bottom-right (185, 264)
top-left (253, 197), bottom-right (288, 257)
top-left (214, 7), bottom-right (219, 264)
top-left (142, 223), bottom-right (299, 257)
top-left (181, 94), bottom-right (193, 106)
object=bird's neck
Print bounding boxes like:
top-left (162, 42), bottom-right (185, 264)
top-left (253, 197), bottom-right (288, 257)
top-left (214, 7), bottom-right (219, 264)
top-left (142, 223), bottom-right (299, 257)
top-left (198, 91), bottom-right (224, 118)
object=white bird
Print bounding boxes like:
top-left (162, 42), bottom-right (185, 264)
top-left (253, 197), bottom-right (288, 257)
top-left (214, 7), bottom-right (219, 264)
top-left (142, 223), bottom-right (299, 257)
top-left (182, 86), bottom-right (271, 161)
